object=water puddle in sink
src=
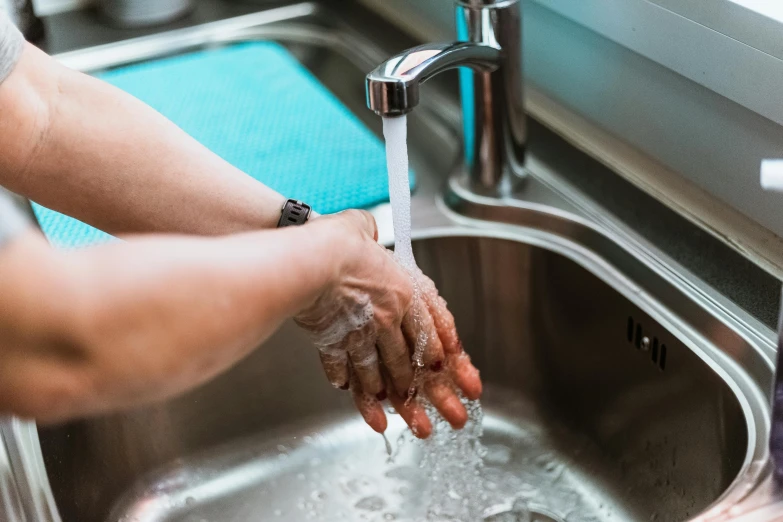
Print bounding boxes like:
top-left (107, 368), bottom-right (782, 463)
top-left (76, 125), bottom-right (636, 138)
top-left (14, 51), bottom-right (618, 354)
top-left (113, 391), bottom-right (628, 522)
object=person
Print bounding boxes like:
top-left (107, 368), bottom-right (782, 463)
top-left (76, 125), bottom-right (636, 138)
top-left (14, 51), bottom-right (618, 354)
top-left (0, 13), bottom-right (481, 438)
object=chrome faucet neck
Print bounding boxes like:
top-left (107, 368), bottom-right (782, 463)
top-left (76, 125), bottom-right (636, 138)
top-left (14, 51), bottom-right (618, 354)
top-left (365, 0), bottom-right (525, 195)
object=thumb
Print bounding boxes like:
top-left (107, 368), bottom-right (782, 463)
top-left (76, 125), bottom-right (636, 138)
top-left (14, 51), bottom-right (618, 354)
top-left (337, 209), bottom-right (379, 242)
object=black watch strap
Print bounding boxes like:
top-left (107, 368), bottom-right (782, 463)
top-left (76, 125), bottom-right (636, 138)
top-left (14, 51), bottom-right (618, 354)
top-left (277, 199), bottom-right (312, 228)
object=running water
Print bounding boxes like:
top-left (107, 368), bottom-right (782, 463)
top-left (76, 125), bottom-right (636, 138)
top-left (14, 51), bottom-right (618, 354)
top-left (382, 115), bottom-right (415, 268)
top-left (382, 115), bottom-right (487, 521)
top-left (382, 116), bottom-right (428, 377)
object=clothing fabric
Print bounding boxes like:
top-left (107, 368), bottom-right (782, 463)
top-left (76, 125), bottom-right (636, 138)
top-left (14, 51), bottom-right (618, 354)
top-left (0, 11), bottom-right (22, 85)
top-left (0, 11), bottom-right (31, 247)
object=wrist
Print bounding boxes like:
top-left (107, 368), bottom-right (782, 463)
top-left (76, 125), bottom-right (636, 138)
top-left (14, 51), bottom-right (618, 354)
top-left (304, 214), bottom-right (365, 287)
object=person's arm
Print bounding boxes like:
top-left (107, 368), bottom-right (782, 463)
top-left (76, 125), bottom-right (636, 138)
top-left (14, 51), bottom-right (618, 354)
top-left (0, 211), bottom-right (384, 422)
top-left (0, 36), bottom-right (483, 436)
top-left (0, 42), bottom-right (286, 236)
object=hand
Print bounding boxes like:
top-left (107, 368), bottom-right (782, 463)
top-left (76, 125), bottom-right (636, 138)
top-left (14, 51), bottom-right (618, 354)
top-left (295, 211), bottom-right (482, 438)
top-left (351, 267), bottom-right (482, 439)
top-left (295, 210), bottom-right (416, 399)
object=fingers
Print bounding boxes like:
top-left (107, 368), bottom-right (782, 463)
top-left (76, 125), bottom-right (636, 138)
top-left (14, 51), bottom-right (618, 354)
top-left (451, 352), bottom-right (482, 401)
top-left (345, 323), bottom-right (385, 397)
top-left (419, 275), bottom-right (461, 355)
top-left (351, 376), bottom-right (387, 434)
top-left (402, 297), bottom-right (444, 372)
top-left (317, 345), bottom-right (350, 390)
top-left (387, 389), bottom-right (432, 439)
top-left (377, 326), bottom-right (415, 396)
top-left (424, 377), bottom-right (468, 429)
top-left (415, 271), bottom-right (481, 401)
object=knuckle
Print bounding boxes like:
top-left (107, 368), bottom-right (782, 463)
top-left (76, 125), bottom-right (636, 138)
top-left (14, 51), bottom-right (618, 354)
top-left (341, 209), bottom-right (376, 236)
top-left (375, 310), bottom-right (399, 331)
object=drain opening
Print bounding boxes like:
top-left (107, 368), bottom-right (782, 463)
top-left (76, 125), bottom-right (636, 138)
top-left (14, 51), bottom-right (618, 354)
top-left (660, 344), bottom-right (667, 370)
top-left (634, 323), bottom-right (642, 349)
top-left (626, 316), bottom-right (667, 372)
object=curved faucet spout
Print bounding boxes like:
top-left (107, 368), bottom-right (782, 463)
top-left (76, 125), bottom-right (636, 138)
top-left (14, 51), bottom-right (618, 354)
top-left (366, 42), bottom-right (501, 116)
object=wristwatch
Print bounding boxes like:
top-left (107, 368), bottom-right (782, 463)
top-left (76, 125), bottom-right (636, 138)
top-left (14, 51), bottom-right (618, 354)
top-left (277, 199), bottom-right (312, 228)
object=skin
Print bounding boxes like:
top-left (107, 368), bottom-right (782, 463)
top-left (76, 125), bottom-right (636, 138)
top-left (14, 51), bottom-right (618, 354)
top-left (0, 42), bottom-right (482, 435)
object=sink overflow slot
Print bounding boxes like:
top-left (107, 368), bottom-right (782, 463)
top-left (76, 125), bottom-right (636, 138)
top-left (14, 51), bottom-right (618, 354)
top-left (626, 316), bottom-right (666, 371)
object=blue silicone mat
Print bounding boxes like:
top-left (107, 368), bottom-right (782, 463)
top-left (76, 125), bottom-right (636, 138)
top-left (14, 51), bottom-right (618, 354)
top-left (33, 42), bottom-right (411, 249)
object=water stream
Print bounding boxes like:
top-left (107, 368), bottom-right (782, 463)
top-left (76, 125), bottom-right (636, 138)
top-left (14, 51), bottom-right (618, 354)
top-left (382, 115), bottom-right (489, 521)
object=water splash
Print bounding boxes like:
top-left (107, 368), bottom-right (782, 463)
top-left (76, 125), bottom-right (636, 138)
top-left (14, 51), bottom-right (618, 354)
top-left (420, 396), bottom-right (486, 521)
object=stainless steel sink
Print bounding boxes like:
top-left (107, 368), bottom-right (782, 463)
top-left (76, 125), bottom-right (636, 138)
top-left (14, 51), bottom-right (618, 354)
top-left (39, 224), bottom-right (769, 522)
top-left (19, 2), bottom-right (779, 521)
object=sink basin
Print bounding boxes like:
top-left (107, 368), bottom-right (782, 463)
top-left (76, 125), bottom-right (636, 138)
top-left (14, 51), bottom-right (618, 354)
top-left (40, 230), bottom-right (758, 522)
top-left (31, 3), bottom-right (775, 522)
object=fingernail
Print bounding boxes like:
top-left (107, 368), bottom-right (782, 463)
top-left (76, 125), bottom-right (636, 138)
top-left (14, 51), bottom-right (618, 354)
top-left (430, 360), bottom-right (444, 372)
top-left (376, 389), bottom-right (387, 401)
top-left (339, 381), bottom-right (350, 390)
top-left (457, 341), bottom-right (465, 353)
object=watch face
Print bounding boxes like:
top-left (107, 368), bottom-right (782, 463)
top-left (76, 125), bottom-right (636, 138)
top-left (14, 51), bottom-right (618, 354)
top-left (278, 200), bottom-right (311, 227)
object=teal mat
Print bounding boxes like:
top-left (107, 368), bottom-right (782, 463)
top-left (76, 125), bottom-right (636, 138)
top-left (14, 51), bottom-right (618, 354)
top-left (33, 42), bottom-right (411, 248)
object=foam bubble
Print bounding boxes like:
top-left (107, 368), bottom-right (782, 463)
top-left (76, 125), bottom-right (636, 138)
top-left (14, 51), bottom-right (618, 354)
top-left (308, 295), bottom-right (374, 348)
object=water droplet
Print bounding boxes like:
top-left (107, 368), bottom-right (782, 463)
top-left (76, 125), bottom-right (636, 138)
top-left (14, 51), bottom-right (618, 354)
top-left (385, 466), bottom-right (418, 482)
top-left (382, 432), bottom-right (393, 457)
top-left (355, 496), bottom-right (386, 512)
top-left (484, 444), bottom-right (512, 465)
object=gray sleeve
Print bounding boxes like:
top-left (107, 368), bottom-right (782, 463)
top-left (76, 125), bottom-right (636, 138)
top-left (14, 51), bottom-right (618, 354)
top-left (0, 10), bottom-right (23, 85)
top-left (0, 13), bottom-right (31, 246)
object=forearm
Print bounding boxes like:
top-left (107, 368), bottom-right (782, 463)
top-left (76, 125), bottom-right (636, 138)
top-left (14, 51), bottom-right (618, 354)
top-left (0, 221), bottom-right (346, 422)
top-left (0, 43), bottom-right (286, 236)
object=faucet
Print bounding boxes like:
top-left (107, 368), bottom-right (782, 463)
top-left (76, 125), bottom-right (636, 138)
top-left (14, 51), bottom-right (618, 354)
top-left (365, 0), bottom-right (525, 195)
